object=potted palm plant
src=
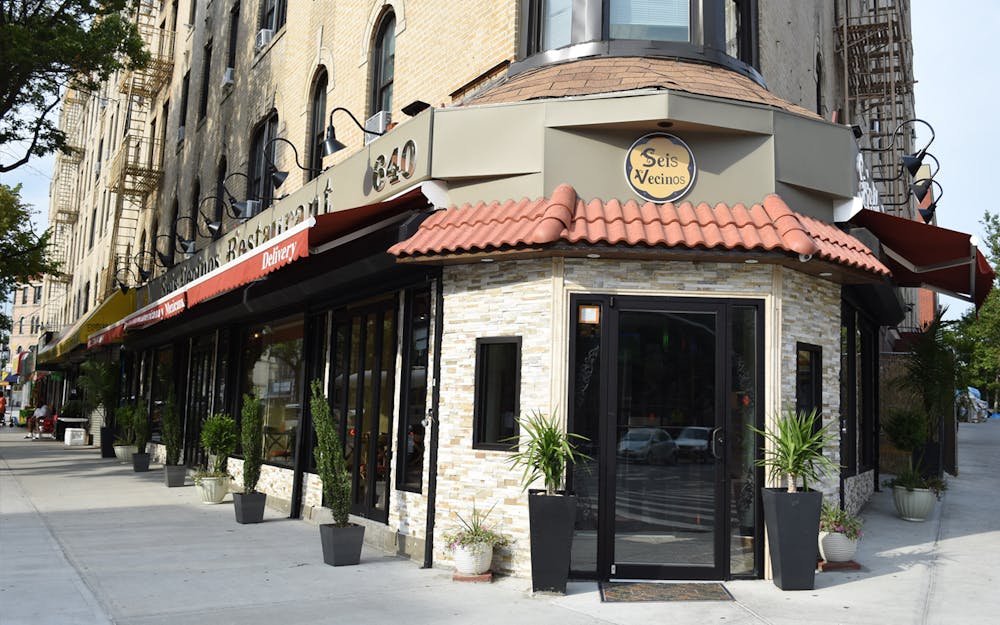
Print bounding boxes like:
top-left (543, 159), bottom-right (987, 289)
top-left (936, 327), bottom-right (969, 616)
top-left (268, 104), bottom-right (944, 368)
top-left (233, 391), bottom-right (266, 523)
top-left (882, 407), bottom-right (947, 521)
top-left (131, 402), bottom-right (151, 472)
top-left (162, 391), bottom-right (185, 487)
top-left (443, 502), bottom-right (509, 576)
top-left (112, 404), bottom-right (135, 464)
top-left (506, 410), bottom-right (589, 594)
top-left (311, 379), bottom-right (364, 566)
top-left (194, 413), bottom-right (237, 504)
top-left (751, 407), bottom-right (838, 590)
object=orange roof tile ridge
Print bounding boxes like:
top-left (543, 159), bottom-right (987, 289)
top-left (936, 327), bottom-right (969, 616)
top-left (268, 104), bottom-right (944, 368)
top-left (534, 184), bottom-right (578, 243)
top-left (762, 195), bottom-right (820, 257)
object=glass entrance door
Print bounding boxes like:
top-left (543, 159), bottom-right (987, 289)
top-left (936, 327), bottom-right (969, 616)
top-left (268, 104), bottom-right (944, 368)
top-left (610, 306), bottom-right (723, 579)
top-left (568, 296), bottom-right (762, 581)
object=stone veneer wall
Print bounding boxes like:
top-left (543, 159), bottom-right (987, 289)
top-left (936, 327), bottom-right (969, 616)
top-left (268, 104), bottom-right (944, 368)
top-left (843, 471), bottom-right (875, 516)
top-left (433, 257), bottom-right (848, 578)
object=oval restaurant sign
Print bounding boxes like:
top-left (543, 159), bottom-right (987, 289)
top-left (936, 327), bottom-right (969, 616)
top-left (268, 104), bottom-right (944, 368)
top-left (624, 133), bottom-right (697, 203)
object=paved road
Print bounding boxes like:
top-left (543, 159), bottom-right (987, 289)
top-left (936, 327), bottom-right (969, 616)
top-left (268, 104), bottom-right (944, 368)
top-left (1, 421), bottom-right (998, 625)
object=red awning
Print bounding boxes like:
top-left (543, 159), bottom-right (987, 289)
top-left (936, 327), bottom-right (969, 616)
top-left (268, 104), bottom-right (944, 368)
top-left (850, 209), bottom-right (995, 308)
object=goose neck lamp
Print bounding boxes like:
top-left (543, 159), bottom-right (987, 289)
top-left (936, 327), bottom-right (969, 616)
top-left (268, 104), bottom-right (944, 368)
top-left (222, 171), bottom-right (256, 221)
top-left (133, 250), bottom-right (157, 283)
top-left (264, 137), bottom-right (320, 188)
top-left (115, 267), bottom-right (139, 295)
top-left (863, 118), bottom-right (936, 178)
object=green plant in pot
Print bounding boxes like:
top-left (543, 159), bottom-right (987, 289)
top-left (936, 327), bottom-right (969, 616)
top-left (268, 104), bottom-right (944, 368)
top-left (111, 404), bottom-right (135, 464)
top-left (311, 379), bottom-right (364, 566)
top-left (882, 407), bottom-right (947, 521)
top-left (131, 402), bottom-right (151, 472)
top-left (506, 410), bottom-right (590, 594)
top-left (194, 413), bottom-right (237, 504)
top-left (899, 314), bottom-right (955, 477)
top-left (233, 391), bottom-right (267, 524)
top-left (751, 407), bottom-right (838, 591)
top-left (78, 360), bottom-right (119, 458)
top-left (162, 390), bottom-right (186, 487)
top-left (443, 502), bottom-right (509, 576)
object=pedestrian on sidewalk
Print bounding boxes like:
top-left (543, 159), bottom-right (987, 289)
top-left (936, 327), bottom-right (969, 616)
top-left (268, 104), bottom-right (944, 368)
top-left (31, 403), bottom-right (51, 440)
top-left (0, 394), bottom-right (6, 427)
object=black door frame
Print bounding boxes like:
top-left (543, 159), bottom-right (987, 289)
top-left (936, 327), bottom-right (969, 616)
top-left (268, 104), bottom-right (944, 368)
top-left (568, 293), bottom-right (764, 581)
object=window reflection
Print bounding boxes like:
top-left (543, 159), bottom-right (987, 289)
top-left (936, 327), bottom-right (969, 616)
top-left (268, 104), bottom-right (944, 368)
top-left (609, 0), bottom-right (690, 42)
top-left (242, 316), bottom-right (304, 467)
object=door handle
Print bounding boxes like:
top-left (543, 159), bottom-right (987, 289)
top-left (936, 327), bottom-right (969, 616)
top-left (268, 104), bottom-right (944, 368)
top-left (711, 427), bottom-right (724, 459)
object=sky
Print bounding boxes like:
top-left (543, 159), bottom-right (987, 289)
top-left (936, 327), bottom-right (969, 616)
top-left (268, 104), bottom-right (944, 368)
top-left (0, 2), bottom-right (996, 320)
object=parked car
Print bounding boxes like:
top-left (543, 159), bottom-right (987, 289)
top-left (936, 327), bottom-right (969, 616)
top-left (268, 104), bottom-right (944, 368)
top-left (617, 427), bottom-right (678, 464)
top-left (674, 426), bottom-right (713, 462)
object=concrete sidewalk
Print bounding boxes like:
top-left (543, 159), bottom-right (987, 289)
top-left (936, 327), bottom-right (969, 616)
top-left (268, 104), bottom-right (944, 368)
top-left (1, 421), bottom-right (998, 625)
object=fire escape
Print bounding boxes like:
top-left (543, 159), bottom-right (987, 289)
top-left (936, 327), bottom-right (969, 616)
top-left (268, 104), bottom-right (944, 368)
top-left (44, 91), bottom-right (86, 333)
top-left (105, 0), bottom-right (174, 296)
top-left (837, 0), bottom-right (916, 218)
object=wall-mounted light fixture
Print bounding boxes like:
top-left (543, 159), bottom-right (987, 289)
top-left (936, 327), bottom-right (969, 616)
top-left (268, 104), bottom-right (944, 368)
top-left (133, 250), bottom-right (157, 282)
top-left (864, 118), bottom-right (936, 178)
top-left (154, 234), bottom-right (175, 268)
top-left (263, 137), bottom-right (319, 188)
top-left (115, 267), bottom-right (139, 295)
top-left (322, 107), bottom-right (382, 156)
top-left (222, 171), bottom-right (258, 221)
top-left (195, 196), bottom-right (224, 238)
top-left (911, 178), bottom-right (943, 223)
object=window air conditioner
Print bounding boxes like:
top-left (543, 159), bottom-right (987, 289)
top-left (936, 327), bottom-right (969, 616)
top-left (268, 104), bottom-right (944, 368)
top-left (243, 199), bottom-right (261, 218)
top-left (221, 67), bottom-right (235, 88)
top-left (177, 125), bottom-right (186, 143)
top-left (255, 28), bottom-right (274, 51)
top-left (364, 111), bottom-right (391, 145)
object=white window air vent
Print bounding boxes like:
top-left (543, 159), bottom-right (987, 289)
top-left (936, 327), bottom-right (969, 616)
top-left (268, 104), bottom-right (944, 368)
top-left (221, 67), bottom-right (235, 88)
top-left (255, 28), bottom-right (274, 51)
top-left (243, 199), bottom-right (261, 219)
top-left (364, 111), bottom-right (391, 145)
top-left (177, 125), bottom-right (186, 143)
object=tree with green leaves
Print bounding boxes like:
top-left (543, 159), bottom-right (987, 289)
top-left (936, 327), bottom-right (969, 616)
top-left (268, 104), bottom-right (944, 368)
top-left (0, 1), bottom-right (148, 172)
top-left (0, 185), bottom-right (60, 331)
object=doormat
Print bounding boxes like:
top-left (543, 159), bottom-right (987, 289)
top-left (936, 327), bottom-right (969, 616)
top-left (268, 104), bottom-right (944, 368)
top-left (599, 582), bottom-right (734, 602)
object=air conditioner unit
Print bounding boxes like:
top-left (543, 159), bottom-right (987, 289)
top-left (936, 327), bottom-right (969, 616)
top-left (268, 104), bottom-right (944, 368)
top-left (255, 28), bottom-right (274, 51)
top-left (221, 67), bottom-right (235, 88)
top-left (243, 199), bottom-right (261, 218)
top-left (177, 125), bottom-right (186, 143)
top-left (364, 111), bottom-right (391, 145)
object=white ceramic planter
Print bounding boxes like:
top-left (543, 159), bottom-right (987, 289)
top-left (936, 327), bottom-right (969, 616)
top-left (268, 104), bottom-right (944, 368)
top-left (818, 531), bottom-right (858, 562)
top-left (892, 485), bottom-right (936, 521)
top-left (113, 445), bottom-right (135, 464)
top-left (453, 543), bottom-right (493, 575)
top-left (196, 476), bottom-right (230, 504)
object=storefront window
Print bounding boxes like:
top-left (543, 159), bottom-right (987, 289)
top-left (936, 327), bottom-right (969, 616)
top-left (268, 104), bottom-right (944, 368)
top-left (398, 288), bottom-right (431, 492)
top-left (150, 346), bottom-right (174, 441)
top-left (796, 343), bottom-right (822, 427)
top-left (473, 337), bottom-right (521, 450)
top-left (729, 305), bottom-right (759, 576)
top-left (242, 316), bottom-right (304, 468)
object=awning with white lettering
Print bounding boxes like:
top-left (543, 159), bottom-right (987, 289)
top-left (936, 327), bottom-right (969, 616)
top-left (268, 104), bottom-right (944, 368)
top-left (87, 291), bottom-right (188, 349)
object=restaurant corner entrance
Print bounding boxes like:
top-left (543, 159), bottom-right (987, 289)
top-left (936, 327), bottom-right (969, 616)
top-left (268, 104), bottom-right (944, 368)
top-left (568, 295), bottom-right (764, 581)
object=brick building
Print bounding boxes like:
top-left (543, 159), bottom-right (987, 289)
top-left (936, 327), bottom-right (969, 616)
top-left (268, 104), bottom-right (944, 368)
top-left (35, 0), bottom-right (991, 583)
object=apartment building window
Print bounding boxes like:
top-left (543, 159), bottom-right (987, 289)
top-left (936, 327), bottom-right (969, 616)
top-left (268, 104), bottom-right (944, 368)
top-left (21, 286), bottom-right (27, 305)
top-left (189, 180), bottom-right (201, 240)
top-left (473, 337), bottom-right (521, 450)
top-left (82, 282), bottom-right (90, 314)
top-left (170, 0), bottom-right (179, 31)
top-left (159, 99), bottom-right (170, 165)
top-left (89, 207), bottom-right (98, 248)
top-left (30, 316), bottom-right (38, 334)
top-left (33, 286), bottom-right (42, 304)
top-left (188, 0), bottom-right (197, 24)
top-left (179, 72), bottom-right (190, 139)
top-left (248, 112), bottom-right (278, 211)
top-left (214, 157), bottom-right (227, 224)
top-left (227, 2), bottom-right (240, 70)
top-left (308, 69), bottom-right (328, 180)
top-left (370, 12), bottom-right (395, 116)
top-left (18, 317), bottom-right (23, 334)
top-left (199, 41), bottom-right (212, 120)
top-left (260, 0), bottom-right (286, 33)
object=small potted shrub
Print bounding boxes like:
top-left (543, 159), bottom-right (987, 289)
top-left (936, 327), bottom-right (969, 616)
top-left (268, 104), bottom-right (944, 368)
top-left (233, 392), bottom-right (266, 523)
top-left (882, 407), bottom-right (947, 521)
top-left (818, 501), bottom-right (862, 563)
top-left (751, 407), bottom-right (838, 590)
top-left (162, 391), bottom-right (186, 487)
top-left (78, 360), bottom-right (119, 458)
top-left (131, 402), bottom-right (151, 472)
top-left (311, 379), bottom-right (364, 566)
top-left (506, 410), bottom-right (589, 594)
top-left (194, 413), bottom-right (237, 504)
top-left (112, 404), bottom-right (135, 464)
top-left (443, 502), bottom-right (509, 576)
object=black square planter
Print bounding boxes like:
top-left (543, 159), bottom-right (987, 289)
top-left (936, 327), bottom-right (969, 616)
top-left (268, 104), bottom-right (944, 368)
top-left (132, 452), bottom-right (150, 472)
top-left (319, 523), bottom-right (365, 566)
top-left (761, 488), bottom-right (822, 590)
top-left (233, 492), bottom-right (267, 524)
top-left (527, 492), bottom-right (576, 593)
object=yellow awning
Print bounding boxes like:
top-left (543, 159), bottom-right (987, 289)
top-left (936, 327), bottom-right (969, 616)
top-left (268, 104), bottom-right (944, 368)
top-left (38, 290), bottom-right (136, 363)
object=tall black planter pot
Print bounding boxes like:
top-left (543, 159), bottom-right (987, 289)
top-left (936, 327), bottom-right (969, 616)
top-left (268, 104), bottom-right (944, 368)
top-left (761, 488), bottom-right (822, 590)
top-left (527, 492), bottom-right (577, 593)
top-left (132, 452), bottom-right (150, 472)
top-left (100, 426), bottom-right (116, 458)
top-left (233, 492), bottom-right (267, 524)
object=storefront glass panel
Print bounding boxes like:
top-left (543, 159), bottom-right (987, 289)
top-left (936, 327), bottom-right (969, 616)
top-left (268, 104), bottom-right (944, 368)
top-left (184, 333), bottom-right (216, 467)
top-left (150, 346), bottom-right (174, 440)
top-left (242, 316), bottom-right (305, 468)
top-left (728, 305), bottom-right (758, 576)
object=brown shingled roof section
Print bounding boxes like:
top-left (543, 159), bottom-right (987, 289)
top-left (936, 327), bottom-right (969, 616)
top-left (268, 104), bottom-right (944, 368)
top-left (467, 57), bottom-right (820, 119)
top-left (388, 185), bottom-right (890, 277)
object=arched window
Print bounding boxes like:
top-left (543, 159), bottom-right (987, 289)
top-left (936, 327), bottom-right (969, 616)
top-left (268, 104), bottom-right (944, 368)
top-left (248, 111), bottom-right (279, 212)
top-left (17, 317), bottom-right (23, 334)
top-left (189, 179), bottom-right (201, 240)
top-left (165, 198), bottom-right (179, 267)
top-left (215, 157), bottom-right (228, 226)
top-left (370, 12), bottom-right (395, 116)
top-left (308, 69), bottom-right (328, 179)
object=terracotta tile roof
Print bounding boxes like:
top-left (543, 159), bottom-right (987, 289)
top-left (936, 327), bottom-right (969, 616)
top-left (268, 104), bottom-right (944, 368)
top-left (388, 184), bottom-right (890, 277)
top-left (467, 57), bottom-right (820, 119)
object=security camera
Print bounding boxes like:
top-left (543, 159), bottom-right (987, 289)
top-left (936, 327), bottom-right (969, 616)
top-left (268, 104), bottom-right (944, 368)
top-left (798, 253), bottom-right (813, 263)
